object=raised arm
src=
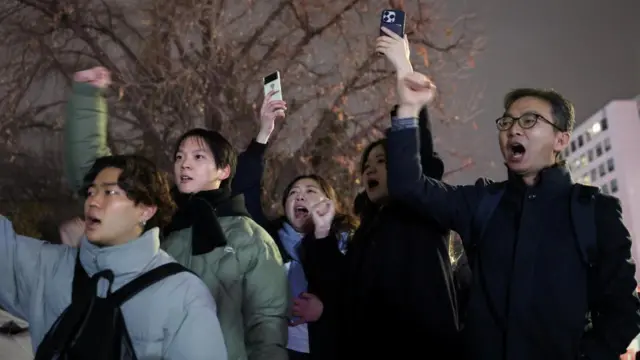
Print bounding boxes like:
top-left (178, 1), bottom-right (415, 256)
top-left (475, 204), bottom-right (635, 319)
top-left (232, 89), bottom-right (286, 227)
top-left (0, 216), bottom-right (65, 320)
top-left (580, 196), bottom-right (640, 359)
top-left (376, 28), bottom-right (479, 233)
top-left (240, 226), bottom-right (288, 360)
top-left (64, 67), bottom-right (112, 193)
top-left (386, 72), bottom-right (482, 235)
top-left (232, 140), bottom-right (269, 226)
top-left (391, 104), bottom-right (444, 180)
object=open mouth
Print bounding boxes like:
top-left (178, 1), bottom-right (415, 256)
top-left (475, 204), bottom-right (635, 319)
top-left (366, 179), bottom-right (380, 189)
top-left (294, 205), bottom-right (309, 219)
top-left (180, 175), bottom-right (193, 183)
top-left (85, 215), bottom-right (101, 229)
top-left (508, 142), bottom-right (526, 160)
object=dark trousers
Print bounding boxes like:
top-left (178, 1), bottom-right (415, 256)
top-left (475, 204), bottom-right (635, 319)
top-left (288, 349), bottom-right (311, 360)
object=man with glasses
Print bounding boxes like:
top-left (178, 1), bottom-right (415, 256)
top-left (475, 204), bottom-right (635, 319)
top-left (385, 76), bottom-right (640, 359)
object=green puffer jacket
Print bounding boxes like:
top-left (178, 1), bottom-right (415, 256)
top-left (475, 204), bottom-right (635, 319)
top-left (63, 83), bottom-right (289, 360)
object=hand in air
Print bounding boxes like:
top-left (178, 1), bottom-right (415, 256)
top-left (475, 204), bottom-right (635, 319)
top-left (257, 90), bottom-right (287, 143)
top-left (290, 292), bottom-right (324, 326)
top-left (310, 199), bottom-right (335, 239)
top-left (59, 217), bottom-right (85, 248)
top-left (397, 72), bottom-right (437, 109)
top-left (73, 67), bottom-right (111, 89)
top-left (376, 27), bottom-right (412, 77)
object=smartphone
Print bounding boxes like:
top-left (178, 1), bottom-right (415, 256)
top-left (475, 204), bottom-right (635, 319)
top-left (263, 71), bottom-right (283, 101)
top-left (379, 9), bottom-right (406, 37)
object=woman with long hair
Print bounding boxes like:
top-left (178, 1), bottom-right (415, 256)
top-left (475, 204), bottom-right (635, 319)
top-left (237, 165), bottom-right (359, 359)
top-left (301, 29), bottom-right (467, 359)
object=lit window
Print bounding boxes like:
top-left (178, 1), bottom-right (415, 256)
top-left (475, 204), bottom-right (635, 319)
top-left (580, 154), bottom-right (588, 166)
top-left (582, 174), bottom-right (590, 184)
top-left (611, 178), bottom-right (618, 193)
top-left (607, 158), bottom-right (615, 172)
top-left (596, 144), bottom-right (603, 157)
top-left (604, 138), bottom-right (611, 151)
top-left (591, 122), bottom-right (602, 134)
top-left (602, 184), bottom-right (609, 194)
top-left (574, 159), bottom-right (581, 169)
top-left (587, 149), bottom-right (594, 162)
top-left (599, 163), bottom-right (606, 177)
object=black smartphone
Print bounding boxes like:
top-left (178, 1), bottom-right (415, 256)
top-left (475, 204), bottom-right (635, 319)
top-left (380, 9), bottom-right (406, 37)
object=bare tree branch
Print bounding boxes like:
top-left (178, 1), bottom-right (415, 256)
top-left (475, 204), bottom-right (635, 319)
top-left (0, 0), bottom-right (484, 214)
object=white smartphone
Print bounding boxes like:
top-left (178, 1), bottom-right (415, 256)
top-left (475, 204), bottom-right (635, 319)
top-left (263, 71), bottom-right (283, 101)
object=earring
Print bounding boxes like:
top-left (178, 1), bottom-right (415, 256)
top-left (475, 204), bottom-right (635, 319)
top-left (139, 220), bottom-right (147, 227)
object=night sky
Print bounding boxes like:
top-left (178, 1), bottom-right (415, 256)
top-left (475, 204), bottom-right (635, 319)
top-left (435, 0), bottom-right (640, 184)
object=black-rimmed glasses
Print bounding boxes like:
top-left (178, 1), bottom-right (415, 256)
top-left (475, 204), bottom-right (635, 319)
top-left (495, 113), bottom-right (564, 132)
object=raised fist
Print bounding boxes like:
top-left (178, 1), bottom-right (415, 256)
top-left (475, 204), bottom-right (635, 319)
top-left (397, 72), bottom-right (436, 109)
top-left (310, 199), bottom-right (335, 239)
top-left (73, 66), bottom-right (111, 89)
top-left (59, 217), bottom-right (85, 248)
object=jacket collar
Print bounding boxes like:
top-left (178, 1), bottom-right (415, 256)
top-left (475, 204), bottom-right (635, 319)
top-left (79, 228), bottom-right (160, 278)
top-left (505, 164), bottom-right (573, 196)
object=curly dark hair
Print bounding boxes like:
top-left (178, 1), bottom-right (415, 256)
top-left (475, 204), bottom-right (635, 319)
top-left (79, 155), bottom-right (177, 231)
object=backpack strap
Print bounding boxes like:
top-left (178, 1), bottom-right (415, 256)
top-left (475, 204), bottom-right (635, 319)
top-left (468, 181), bottom-right (507, 332)
top-left (72, 249), bottom-right (91, 303)
top-left (108, 263), bottom-right (193, 306)
top-left (470, 182), bottom-right (505, 264)
top-left (570, 184), bottom-right (599, 267)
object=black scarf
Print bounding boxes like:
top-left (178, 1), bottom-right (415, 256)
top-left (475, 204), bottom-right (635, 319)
top-left (164, 188), bottom-right (232, 256)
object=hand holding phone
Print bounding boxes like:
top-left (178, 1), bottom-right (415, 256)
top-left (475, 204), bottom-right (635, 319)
top-left (376, 17), bottom-right (412, 75)
top-left (263, 71), bottom-right (283, 101)
top-left (263, 71), bottom-right (285, 118)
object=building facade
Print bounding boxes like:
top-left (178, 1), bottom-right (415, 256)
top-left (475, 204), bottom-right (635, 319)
top-left (564, 96), bottom-right (640, 280)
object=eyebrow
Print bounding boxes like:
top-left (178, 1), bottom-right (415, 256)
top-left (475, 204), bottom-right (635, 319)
top-left (90, 182), bottom-right (119, 187)
top-left (504, 110), bottom-right (541, 117)
top-left (290, 185), bottom-right (320, 191)
top-left (177, 148), bottom-right (209, 153)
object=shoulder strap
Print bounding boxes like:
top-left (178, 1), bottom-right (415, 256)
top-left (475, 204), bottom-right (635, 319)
top-left (570, 184), bottom-right (599, 267)
top-left (109, 263), bottom-right (193, 306)
top-left (471, 183), bottom-right (505, 251)
top-left (468, 182), bottom-right (507, 331)
top-left (72, 249), bottom-right (91, 303)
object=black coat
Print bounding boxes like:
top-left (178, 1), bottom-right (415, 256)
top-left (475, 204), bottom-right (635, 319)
top-left (386, 125), bottom-right (640, 360)
top-left (302, 106), bottom-right (464, 359)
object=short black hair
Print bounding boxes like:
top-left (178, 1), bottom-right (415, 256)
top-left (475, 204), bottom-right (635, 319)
top-left (80, 155), bottom-right (177, 231)
top-left (504, 88), bottom-right (575, 133)
top-left (174, 128), bottom-right (237, 190)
